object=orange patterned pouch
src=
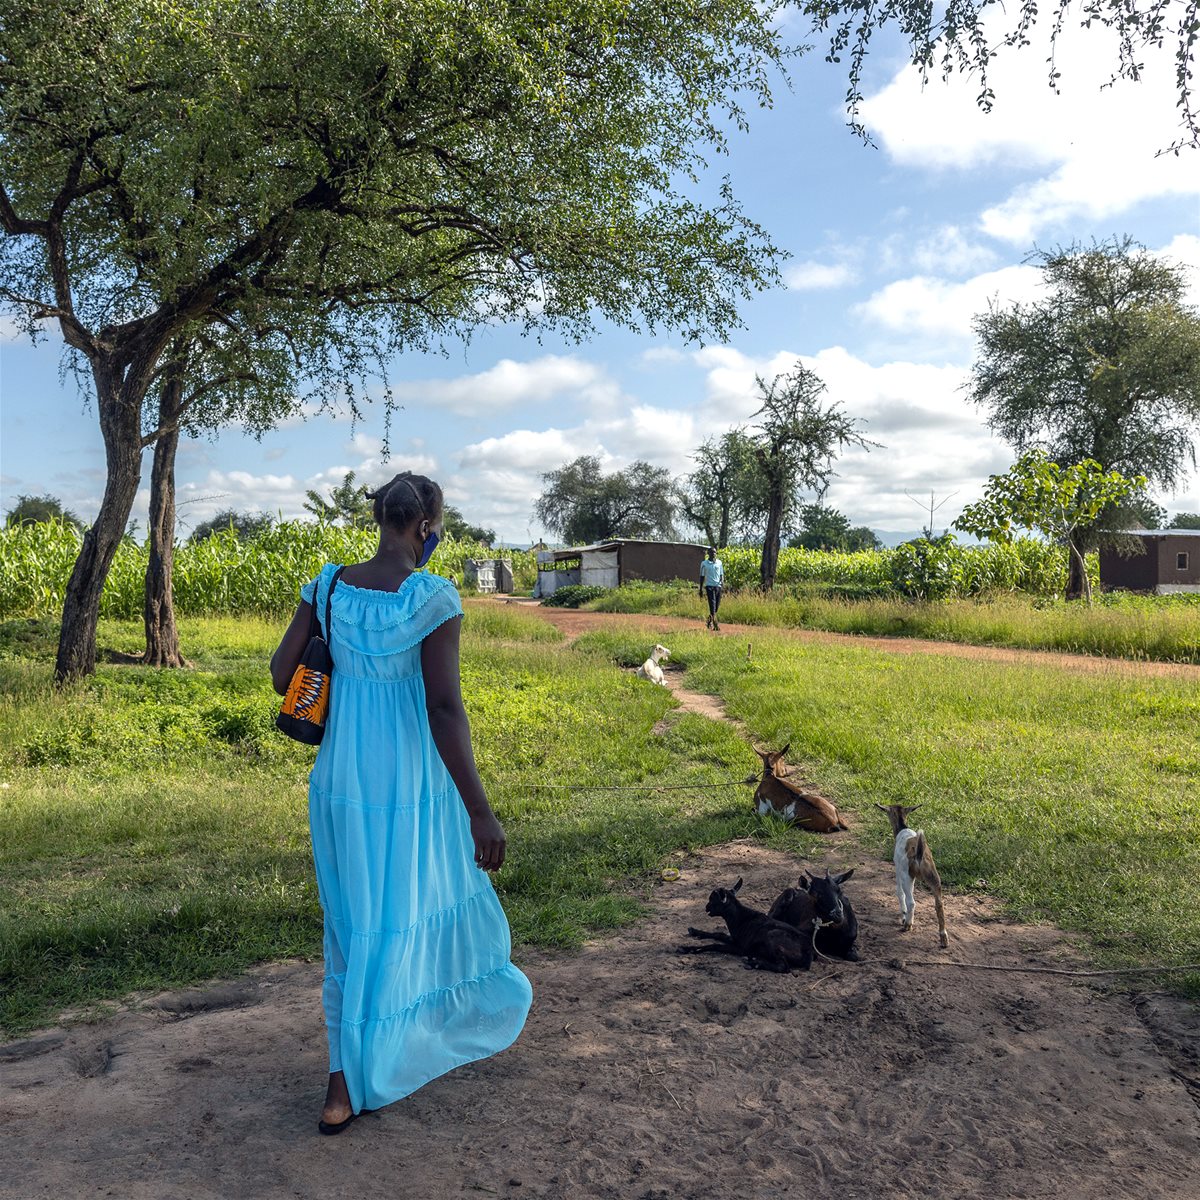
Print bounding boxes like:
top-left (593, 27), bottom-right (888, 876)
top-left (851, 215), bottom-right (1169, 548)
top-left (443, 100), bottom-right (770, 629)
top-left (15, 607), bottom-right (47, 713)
top-left (276, 566), bottom-right (346, 744)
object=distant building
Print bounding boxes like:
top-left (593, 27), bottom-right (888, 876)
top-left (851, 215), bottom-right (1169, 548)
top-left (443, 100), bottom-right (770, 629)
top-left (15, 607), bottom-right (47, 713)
top-left (1099, 530), bottom-right (1200, 593)
top-left (533, 539), bottom-right (708, 598)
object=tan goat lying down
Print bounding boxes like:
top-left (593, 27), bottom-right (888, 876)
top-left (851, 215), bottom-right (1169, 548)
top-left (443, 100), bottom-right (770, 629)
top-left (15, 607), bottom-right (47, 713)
top-left (753, 745), bottom-right (848, 832)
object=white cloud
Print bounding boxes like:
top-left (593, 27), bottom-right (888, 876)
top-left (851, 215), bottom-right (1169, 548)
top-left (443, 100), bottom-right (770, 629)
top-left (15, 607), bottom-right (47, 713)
top-left (907, 226), bottom-right (1000, 277)
top-left (345, 432), bottom-right (384, 458)
top-left (1158, 233), bottom-right (1200, 308)
top-left (859, 22), bottom-right (1200, 242)
top-left (394, 354), bottom-right (622, 416)
top-left (854, 264), bottom-right (1044, 340)
top-left (784, 261), bottom-right (857, 290)
top-left (439, 345), bottom-right (1015, 539)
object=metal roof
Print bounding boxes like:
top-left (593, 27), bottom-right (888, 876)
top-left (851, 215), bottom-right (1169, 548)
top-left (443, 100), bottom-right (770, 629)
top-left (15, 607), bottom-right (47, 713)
top-left (540, 538), bottom-right (709, 563)
top-left (1122, 528), bottom-right (1200, 538)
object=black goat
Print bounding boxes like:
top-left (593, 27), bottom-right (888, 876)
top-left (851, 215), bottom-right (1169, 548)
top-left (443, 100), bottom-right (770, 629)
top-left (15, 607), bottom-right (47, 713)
top-left (679, 877), bottom-right (812, 973)
top-left (768, 869), bottom-right (860, 962)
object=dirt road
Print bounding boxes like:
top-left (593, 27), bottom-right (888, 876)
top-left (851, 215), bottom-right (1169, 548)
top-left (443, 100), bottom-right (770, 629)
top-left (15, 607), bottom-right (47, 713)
top-left (2, 842), bottom-right (1197, 1200)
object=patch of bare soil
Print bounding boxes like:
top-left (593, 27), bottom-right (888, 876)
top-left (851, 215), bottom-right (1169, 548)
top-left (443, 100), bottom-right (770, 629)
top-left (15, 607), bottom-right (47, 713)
top-left (501, 600), bottom-right (1200, 680)
top-left (2, 843), bottom-right (1196, 1200)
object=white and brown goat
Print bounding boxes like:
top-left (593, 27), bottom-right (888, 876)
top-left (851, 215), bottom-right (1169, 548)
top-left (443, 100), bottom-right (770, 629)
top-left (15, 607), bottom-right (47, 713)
top-left (635, 643), bottom-right (671, 686)
top-left (753, 745), bottom-right (848, 832)
top-left (876, 803), bottom-right (949, 948)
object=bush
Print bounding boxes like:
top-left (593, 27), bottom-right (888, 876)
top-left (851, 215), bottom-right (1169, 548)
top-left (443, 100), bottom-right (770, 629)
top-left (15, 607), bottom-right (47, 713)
top-left (541, 584), bottom-right (610, 608)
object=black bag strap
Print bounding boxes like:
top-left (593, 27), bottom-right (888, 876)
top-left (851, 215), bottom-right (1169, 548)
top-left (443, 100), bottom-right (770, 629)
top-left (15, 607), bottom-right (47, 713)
top-left (321, 565), bottom-right (348, 643)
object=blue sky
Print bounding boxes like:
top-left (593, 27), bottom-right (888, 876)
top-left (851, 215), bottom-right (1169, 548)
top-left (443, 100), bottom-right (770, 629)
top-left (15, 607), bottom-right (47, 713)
top-left (2, 21), bottom-right (1199, 544)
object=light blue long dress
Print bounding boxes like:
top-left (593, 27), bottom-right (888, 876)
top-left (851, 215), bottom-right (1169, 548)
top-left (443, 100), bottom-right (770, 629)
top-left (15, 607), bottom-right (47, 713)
top-left (300, 564), bottom-right (532, 1114)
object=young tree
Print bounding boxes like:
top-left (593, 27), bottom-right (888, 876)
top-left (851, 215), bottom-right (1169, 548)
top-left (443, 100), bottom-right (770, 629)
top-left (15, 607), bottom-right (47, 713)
top-left (954, 450), bottom-right (1146, 603)
top-left (678, 429), bottom-right (760, 548)
top-left (969, 237), bottom-right (1200, 595)
top-left (3, 493), bottom-right (82, 530)
top-left (534, 456), bottom-right (677, 545)
top-left (747, 365), bottom-right (875, 589)
top-left (303, 472), bottom-right (375, 529)
top-left (1, 1), bottom-right (785, 681)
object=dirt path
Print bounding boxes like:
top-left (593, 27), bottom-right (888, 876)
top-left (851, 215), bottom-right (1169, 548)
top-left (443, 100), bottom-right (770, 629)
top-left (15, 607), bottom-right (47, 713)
top-left (2, 843), bottom-right (1197, 1200)
top-left (500, 599), bottom-right (1200, 680)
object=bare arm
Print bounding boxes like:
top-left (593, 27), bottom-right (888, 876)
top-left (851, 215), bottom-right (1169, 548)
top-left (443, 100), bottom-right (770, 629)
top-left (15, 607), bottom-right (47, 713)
top-left (269, 601), bottom-right (313, 694)
top-left (421, 615), bottom-right (506, 872)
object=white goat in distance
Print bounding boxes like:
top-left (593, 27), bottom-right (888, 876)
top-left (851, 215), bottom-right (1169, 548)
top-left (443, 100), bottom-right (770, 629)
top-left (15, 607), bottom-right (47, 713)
top-left (635, 643), bottom-right (671, 686)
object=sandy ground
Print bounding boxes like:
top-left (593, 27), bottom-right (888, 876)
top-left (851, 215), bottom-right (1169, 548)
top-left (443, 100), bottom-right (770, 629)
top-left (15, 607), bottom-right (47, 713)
top-left (507, 599), bottom-right (1200, 680)
top-left (2, 841), bottom-right (1198, 1200)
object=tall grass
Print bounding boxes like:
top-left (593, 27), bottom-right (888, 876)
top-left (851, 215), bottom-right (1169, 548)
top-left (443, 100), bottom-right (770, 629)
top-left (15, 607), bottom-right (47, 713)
top-left (0, 520), bottom-right (539, 620)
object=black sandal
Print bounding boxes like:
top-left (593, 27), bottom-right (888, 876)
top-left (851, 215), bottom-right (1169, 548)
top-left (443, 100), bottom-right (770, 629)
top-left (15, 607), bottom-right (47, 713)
top-left (318, 1107), bottom-right (371, 1136)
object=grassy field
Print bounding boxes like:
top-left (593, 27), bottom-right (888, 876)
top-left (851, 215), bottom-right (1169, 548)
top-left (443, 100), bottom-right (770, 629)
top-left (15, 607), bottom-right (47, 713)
top-left (4, 600), bottom-right (1198, 1036)
top-left (584, 583), bottom-right (1200, 663)
top-left (0, 604), bottom-right (796, 1036)
top-left (577, 625), bottom-right (1200, 993)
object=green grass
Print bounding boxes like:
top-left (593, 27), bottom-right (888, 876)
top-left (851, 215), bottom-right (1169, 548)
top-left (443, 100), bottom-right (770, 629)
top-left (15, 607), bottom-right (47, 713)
top-left (0, 605), bottom-right (813, 1035)
top-left (6, 598), bottom-right (1199, 1035)
top-left (583, 584), bottom-right (1200, 663)
top-left (575, 625), bottom-right (1200, 995)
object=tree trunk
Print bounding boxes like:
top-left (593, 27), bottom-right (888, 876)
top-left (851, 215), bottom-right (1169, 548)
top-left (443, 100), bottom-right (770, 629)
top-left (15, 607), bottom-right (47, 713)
top-left (55, 367), bottom-right (144, 683)
top-left (142, 364), bottom-right (190, 668)
top-left (717, 502), bottom-right (730, 550)
top-left (759, 488), bottom-right (784, 590)
top-left (1066, 541), bottom-right (1092, 604)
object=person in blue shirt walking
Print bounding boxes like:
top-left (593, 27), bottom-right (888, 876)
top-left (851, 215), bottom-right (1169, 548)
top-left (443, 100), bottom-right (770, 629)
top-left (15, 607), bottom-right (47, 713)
top-left (699, 547), bottom-right (725, 631)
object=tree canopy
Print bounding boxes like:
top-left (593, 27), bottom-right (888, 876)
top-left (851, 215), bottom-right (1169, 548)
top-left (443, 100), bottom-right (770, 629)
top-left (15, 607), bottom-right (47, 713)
top-left (187, 509), bottom-right (274, 544)
top-left (534, 456), bottom-right (678, 545)
top-left (804, 0), bottom-right (1200, 151)
top-left (678, 429), bottom-right (760, 549)
top-left (970, 238), bottom-right (1200, 492)
top-left (788, 503), bottom-right (881, 552)
top-left (0, 0), bottom-right (786, 679)
top-left (444, 505), bottom-right (495, 547)
top-left (3, 493), bottom-right (82, 530)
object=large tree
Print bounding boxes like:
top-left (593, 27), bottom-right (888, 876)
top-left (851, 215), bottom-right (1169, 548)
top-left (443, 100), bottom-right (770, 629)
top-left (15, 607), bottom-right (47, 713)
top-left (0, 0), bottom-right (784, 681)
top-left (969, 237), bottom-right (1200, 595)
top-left (678, 428), bottom-right (760, 548)
top-left (747, 365), bottom-right (875, 589)
top-left (534, 456), bottom-right (677, 545)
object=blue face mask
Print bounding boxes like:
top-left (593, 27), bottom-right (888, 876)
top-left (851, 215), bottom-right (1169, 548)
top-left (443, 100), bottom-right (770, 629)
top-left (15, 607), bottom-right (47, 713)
top-left (417, 529), bottom-right (440, 568)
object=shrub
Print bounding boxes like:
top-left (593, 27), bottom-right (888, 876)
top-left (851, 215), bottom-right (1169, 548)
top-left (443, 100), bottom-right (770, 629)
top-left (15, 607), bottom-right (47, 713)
top-left (541, 584), bottom-right (610, 608)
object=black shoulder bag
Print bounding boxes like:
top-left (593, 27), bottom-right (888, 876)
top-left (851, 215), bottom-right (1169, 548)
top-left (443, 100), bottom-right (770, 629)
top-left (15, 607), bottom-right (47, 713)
top-left (276, 565), bottom-right (347, 744)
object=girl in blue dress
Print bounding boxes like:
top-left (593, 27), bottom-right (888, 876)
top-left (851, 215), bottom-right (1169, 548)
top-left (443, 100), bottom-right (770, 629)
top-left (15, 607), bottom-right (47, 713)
top-left (271, 472), bottom-right (532, 1134)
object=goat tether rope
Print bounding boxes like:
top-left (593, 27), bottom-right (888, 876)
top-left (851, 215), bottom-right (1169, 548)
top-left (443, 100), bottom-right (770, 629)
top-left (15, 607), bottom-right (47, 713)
top-left (896, 960), bottom-right (1200, 977)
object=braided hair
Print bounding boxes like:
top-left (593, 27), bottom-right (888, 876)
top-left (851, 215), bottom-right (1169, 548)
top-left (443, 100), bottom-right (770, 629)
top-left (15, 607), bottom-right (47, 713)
top-left (366, 472), bottom-right (444, 533)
